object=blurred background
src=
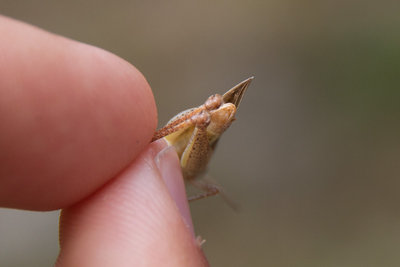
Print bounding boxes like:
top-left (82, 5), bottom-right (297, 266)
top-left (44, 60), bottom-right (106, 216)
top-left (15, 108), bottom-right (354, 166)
top-left (1, 1), bottom-right (399, 266)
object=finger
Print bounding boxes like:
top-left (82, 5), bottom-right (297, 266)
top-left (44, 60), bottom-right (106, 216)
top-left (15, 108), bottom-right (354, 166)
top-left (57, 140), bottom-right (209, 267)
top-left (0, 16), bottom-right (157, 210)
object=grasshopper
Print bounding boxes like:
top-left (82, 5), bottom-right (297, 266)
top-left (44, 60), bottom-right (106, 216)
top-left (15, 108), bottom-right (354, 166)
top-left (152, 77), bottom-right (253, 203)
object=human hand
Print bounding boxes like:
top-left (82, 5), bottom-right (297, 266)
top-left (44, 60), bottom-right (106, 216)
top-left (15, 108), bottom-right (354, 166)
top-left (0, 16), bottom-right (208, 266)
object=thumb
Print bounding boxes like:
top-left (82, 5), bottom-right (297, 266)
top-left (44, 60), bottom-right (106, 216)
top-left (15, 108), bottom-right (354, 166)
top-left (56, 139), bottom-right (208, 267)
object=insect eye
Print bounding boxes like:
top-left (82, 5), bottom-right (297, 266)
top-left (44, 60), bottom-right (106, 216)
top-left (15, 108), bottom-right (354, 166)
top-left (204, 94), bottom-right (223, 111)
top-left (191, 110), bottom-right (211, 127)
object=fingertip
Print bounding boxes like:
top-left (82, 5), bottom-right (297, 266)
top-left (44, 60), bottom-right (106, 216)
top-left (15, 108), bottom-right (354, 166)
top-left (0, 16), bottom-right (157, 209)
top-left (155, 144), bottom-right (195, 235)
top-left (57, 141), bottom-right (208, 267)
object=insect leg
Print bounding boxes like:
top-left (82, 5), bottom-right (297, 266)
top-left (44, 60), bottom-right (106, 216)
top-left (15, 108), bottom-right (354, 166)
top-left (188, 180), bottom-right (221, 201)
top-left (188, 178), bottom-right (239, 211)
top-left (180, 110), bottom-right (213, 180)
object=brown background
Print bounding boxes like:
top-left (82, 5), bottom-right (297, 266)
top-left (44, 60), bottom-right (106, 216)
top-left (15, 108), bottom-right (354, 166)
top-left (1, 1), bottom-right (400, 266)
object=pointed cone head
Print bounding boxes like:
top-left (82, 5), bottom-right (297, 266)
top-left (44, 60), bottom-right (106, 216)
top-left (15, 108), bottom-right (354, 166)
top-left (222, 77), bottom-right (253, 108)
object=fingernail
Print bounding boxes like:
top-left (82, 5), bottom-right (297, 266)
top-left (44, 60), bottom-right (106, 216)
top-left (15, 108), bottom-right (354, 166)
top-left (155, 145), bottom-right (195, 236)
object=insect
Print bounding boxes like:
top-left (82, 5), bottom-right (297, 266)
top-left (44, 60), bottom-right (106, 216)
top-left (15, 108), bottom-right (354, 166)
top-left (152, 77), bottom-right (253, 203)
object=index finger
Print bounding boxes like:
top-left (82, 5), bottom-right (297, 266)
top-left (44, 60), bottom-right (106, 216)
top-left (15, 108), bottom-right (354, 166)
top-left (0, 16), bottom-right (157, 210)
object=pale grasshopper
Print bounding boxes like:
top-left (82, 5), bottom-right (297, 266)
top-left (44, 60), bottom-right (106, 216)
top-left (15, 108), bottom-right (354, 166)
top-left (152, 77), bottom-right (253, 204)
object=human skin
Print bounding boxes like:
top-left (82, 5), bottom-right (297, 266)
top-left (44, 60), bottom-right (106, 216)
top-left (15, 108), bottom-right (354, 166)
top-left (0, 16), bottom-right (208, 266)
